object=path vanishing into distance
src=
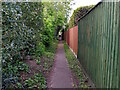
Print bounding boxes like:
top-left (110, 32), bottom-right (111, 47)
top-left (47, 41), bottom-right (73, 88)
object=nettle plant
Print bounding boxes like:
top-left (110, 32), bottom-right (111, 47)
top-left (2, 2), bottom-right (44, 88)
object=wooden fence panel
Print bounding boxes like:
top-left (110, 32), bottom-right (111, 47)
top-left (69, 28), bottom-right (74, 50)
top-left (73, 26), bottom-right (78, 55)
top-left (77, 2), bottom-right (120, 88)
top-left (64, 26), bottom-right (78, 56)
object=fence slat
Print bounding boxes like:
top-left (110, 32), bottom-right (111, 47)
top-left (77, 2), bottom-right (120, 88)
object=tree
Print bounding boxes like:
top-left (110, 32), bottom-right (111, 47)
top-left (69, 5), bottom-right (94, 28)
top-left (43, 1), bottom-right (72, 38)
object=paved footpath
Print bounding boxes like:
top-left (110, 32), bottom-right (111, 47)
top-left (47, 41), bottom-right (73, 88)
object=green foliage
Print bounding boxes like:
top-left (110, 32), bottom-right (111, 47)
top-left (69, 5), bottom-right (94, 28)
top-left (43, 40), bottom-right (58, 72)
top-left (43, 2), bottom-right (71, 37)
top-left (35, 42), bottom-right (45, 57)
top-left (24, 78), bottom-right (34, 87)
top-left (17, 82), bottom-right (23, 88)
top-left (17, 61), bottom-right (29, 72)
top-left (24, 73), bottom-right (46, 88)
top-left (2, 60), bottom-right (29, 89)
top-left (2, 2), bottom-right (44, 88)
top-left (2, 1), bottom-right (71, 89)
top-left (36, 58), bottom-right (41, 65)
top-left (46, 39), bottom-right (58, 53)
top-left (44, 52), bottom-right (54, 59)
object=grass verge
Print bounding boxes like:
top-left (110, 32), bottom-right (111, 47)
top-left (64, 42), bottom-right (88, 88)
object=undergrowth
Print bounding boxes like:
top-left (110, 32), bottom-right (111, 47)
top-left (28, 39), bottom-right (58, 88)
top-left (64, 42), bottom-right (88, 88)
top-left (23, 40), bottom-right (58, 89)
top-left (43, 40), bottom-right (58, 72)
top-left (35, 39), bottom-right (58, 73)
top-left (23, 73), bottom-right (46, 88)
top-left (3, 40), bottom-right (58, 89)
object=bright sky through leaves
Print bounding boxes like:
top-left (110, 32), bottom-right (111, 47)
top-left (68, 0), bottom-right (101, 21)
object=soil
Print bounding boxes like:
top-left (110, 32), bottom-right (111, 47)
top-left (20, 56), bottom-right (46, 84)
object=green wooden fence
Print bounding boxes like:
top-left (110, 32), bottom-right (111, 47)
top-left (77, 2), bottom-right (120, 88)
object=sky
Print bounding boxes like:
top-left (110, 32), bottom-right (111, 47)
top-left (68, 0), bottom-right (102, 21)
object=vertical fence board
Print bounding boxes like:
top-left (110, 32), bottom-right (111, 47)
top-left (64, 1), bottom-right (120, 88)
top-left (77, 2), bottom-right (120, 88)
top-left (64, 26), bottom-right (78, 56)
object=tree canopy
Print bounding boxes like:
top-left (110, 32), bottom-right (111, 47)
top-left (69, 5), bottom-right (94, 28)
top-left (43, 2), bottom-right (72, 37)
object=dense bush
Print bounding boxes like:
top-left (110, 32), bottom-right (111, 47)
top-left (2, 1), bottom-right (71, 89)
top-left (2, 2), bottom-right (44, 88)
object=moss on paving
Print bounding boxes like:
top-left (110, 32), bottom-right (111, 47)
top-left (64, 42), bottom-right (88, 88)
